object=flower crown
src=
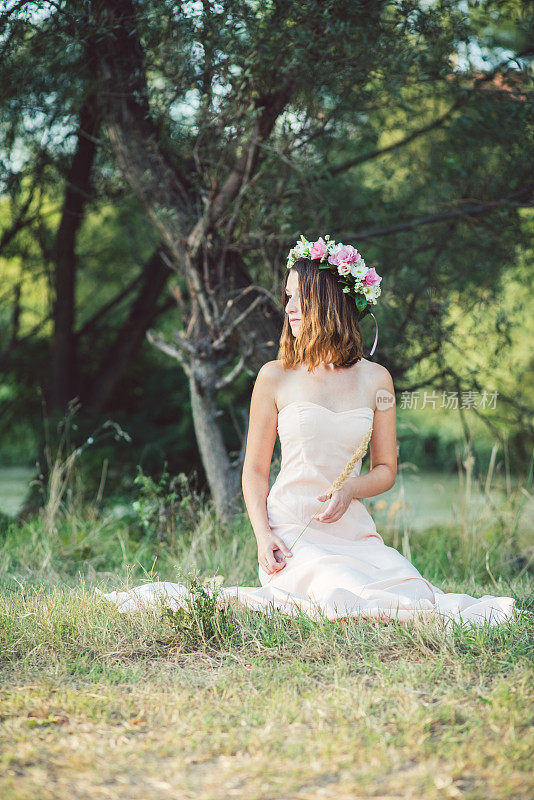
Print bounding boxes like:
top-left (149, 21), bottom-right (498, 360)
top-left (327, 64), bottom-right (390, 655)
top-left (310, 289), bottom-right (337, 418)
top-left (286, 234), bottom-right (382, 318)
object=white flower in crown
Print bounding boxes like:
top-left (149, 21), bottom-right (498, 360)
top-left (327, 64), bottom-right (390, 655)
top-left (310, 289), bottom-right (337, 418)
top-left (350, 258), bottom-right (367, 278)
top-left (294, 240), bottom-right (310, 257)
top-left (329, 242), bottom-right (344, 255)
top-left (363, 284), bottom-right (381, 302)
top-left (287, 236), bottom-right (315, 268)
top-left (337, 263), bottom-right (351, 276)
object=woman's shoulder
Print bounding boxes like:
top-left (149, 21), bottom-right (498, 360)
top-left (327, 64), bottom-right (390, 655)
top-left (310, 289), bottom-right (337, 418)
top-left (360, 357), bottom-right (392, 377)
top-left (257, 359), bottom-right (285, 378)
top-left (358, 358), bottom-right (395, 392)
top-left (254, 360), bottom-right (285, 392)
top-left (364, 362), bottom-right (396, 411)
top-left (253, 361), bottom-right (286, 409)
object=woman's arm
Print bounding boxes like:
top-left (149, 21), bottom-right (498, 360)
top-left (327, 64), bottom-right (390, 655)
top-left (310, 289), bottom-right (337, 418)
top-left (345, 365), bottom-right (397, 500)
top-left (241, 361), bottom-right (280, 544)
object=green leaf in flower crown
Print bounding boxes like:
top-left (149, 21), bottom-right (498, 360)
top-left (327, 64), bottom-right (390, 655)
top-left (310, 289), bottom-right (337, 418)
top-left (355, 295), bottom-right (368, 312)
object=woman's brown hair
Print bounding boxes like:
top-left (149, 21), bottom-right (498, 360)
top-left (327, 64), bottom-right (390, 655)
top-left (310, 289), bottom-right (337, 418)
top-left (277, 258), bottom-right (364, 371)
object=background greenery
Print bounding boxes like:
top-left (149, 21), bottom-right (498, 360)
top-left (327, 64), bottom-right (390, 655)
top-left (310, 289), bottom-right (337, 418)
top-left (0, 0), bottom-right (533, 515)
top-left (0, 3), bottom-right (532, 799)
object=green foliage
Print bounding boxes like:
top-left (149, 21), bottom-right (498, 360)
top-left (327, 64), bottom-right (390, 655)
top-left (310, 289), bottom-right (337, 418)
top-left (164, 574), bottom-right (238, 652)
top-left (132, 463), bottom-right (205, 543)
top-left (0, 0), bottom-right (532, 486)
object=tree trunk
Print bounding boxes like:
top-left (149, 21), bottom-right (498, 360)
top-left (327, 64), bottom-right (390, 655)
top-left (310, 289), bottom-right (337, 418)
top-left (49, 93), bottom-right (100, 415)
top-left (83, 248), bottom-right (171, 414)
top-left (18, 93), bottom-right (100, 519)
top-left (92, 0), bottom-right (288, 523)
top-left (188, 366), bottom-right (242, 526)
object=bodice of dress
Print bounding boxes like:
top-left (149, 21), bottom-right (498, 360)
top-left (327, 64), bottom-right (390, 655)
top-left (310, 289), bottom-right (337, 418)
top-left (276, 400), bottom-right (373, 480)
top-left (267, 401), bottom-right (376, 534)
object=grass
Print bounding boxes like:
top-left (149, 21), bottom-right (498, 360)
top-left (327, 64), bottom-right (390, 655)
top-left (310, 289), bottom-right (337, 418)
top-left (0, 583), bottom-right (532, 799)
top-left (0, 443), bottom-right (532, 799)
top-left (0, 567), bottom-right (533, 797)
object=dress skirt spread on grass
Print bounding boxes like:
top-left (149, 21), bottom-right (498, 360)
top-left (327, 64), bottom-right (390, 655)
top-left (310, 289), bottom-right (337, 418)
top-left (98, 403), bottom-right (518, 631)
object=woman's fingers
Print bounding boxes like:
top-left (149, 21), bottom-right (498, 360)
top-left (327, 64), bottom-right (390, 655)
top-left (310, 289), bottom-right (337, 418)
top-left (274, 538), bottom-right (293, 558)
top-left (268, 541), bottom-right (294, 572)
top-left (317, 501), bottom-right (336, 521)
top-left (259, 534), bottom-right (292, 574)
top-left (261, 549), bottom-right (285, 574)
top-left (317, 491), bottom-right (334, 521)
top-left (272, 551), bottom-right (288, 570)
top-left (260, 557), bottom-right (277, 574)
top-left (319, 502), bottom-right (347, 522)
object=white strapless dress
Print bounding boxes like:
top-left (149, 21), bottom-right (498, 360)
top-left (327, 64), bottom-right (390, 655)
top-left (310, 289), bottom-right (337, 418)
top-left (97, 402), bottom-right (518, 630)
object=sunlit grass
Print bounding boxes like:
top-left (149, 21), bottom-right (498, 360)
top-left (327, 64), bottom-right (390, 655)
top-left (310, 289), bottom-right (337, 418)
top-left (0, 572), bottom-right (532, 799)
top-left (0, 433), bottom-right (532, 798)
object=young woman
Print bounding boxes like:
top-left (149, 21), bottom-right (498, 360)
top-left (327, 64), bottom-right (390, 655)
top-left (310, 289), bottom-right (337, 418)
top-left (244, 253), bottom-right (396, 580)
top-left (237, 237), bottom-right (517, 628)
top-left (100, 236), bottom-right (517, 629)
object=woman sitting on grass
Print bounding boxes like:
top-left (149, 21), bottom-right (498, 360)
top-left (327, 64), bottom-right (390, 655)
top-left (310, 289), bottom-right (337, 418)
top-left (101, 235), bottom-right (517, 630)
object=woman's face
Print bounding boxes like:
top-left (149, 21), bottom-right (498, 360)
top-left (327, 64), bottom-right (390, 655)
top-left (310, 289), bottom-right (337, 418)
top-left (285, 269), bottom-right (301, 335)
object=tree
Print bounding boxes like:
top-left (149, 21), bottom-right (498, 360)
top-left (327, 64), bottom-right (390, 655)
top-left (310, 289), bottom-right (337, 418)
top-left (0, 0), bottom-right (532, 521)
top-left (90, 0), bottom-right (534, 519)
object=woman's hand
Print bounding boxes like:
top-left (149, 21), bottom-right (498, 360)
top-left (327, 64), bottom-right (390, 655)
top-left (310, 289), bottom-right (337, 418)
top-left (257, 533), bottom-right (293, 575)
top-left (316, 484), bottom-right (354, 523)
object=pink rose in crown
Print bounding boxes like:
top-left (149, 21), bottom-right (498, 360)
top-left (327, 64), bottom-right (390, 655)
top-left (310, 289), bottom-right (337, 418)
top-left (328, 245), bottom-right (359, 267)
top-left (310, 237), bottom-right (327, 260)
top-left (337, 264), bottom-right (351, 276)
top-left (362, 268), bottom-right (382, 286)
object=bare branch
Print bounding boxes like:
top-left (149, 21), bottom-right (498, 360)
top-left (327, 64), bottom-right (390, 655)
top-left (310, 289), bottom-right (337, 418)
top-left (188, 84), bottom-right (293, 258)
top-left (171, 328), bottom-right (197, 355)
top-left (327, 98), bottom-right (463, 176)
top-left (146, 329), bottom-right (192, 379)
top-left (215, 352), bottom-right (248, 390)
top-left (0, 186), bottom-right (36, 254)
top-left (75, 271), bottom-right (145, 340)
top-left (220, 284), bottom-right (278, 326)
top-left (169, 282), bottom-right (187, 317)
top-left (241, 184), bottom-right (534, 249)
top-left (212, 294), bottom-right (265, 350)
top-left (184, 250), bottom-right (214, 329)
top-left (399, 369), bottom-right (452, 394)
top-left (335, 185), bottom-right (533, 240)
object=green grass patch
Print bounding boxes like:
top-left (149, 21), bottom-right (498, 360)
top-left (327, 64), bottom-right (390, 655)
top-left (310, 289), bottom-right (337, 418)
top-left (0, 489), bottom-right (532, 799)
